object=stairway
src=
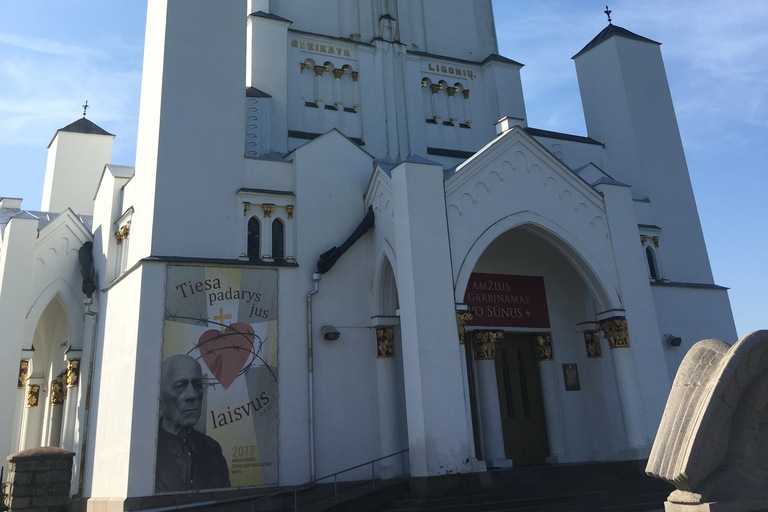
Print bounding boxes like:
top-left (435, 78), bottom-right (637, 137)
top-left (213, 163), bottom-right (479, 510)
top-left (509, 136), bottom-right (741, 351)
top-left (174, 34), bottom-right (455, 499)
top-left (377, 460), bottom-right (673, 512)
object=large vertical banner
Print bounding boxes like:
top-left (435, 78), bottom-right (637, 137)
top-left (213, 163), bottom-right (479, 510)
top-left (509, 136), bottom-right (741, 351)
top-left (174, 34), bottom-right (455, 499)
top-left (156, 266), bottom-right (278, 492)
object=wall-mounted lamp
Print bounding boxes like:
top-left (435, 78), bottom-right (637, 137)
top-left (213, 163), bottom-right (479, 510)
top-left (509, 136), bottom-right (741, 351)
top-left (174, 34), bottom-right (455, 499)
top-left (665, 334), bottom-right (682, 347)
top-left (322, 326), bottom-right (340, 341)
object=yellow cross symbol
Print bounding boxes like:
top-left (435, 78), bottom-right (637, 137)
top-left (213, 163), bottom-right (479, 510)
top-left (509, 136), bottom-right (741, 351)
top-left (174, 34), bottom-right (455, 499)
top-left (213, 308), bottom-right (232, 333)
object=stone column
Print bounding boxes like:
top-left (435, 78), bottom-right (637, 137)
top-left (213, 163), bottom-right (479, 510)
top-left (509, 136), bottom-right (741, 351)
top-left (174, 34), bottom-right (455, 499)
top-left (5, 447), bottom-right (74, 512)
top-left (60, 358), bottom-right (81, 452)
top-left (391, 158), bottom-right (476, 477)
top-left (375, 325), bottom-right (400, 478)
top-left (472, 332), bottom-right (507, 467)
top-left (599, 317), bottom-right (648, 455)
top-left (534, 334), bottom-right (567, 462)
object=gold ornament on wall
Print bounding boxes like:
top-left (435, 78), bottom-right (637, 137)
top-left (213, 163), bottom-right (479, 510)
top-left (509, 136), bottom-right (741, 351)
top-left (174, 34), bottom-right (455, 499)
top-left (456, 311), bottom-right (473, 345)
top-left (473, 331), bottom-right (502, 360)
top-left (598, 317), bottom-right (630, 348)
top-left (50, 375), bottom-right (66, 406)
top-left (115, 222), bottom-right (131, 245)
top-left (584, 331), bottom-right (603, 358)
top-left (67, 358), bottom-right (81, 387)
top-left (286, 205), bottom-right (294, 219)
top-left (534, 334), bottom-right (553, 361)
top-left (376, 327), bottom-right (395, 358)
top-left (27, 384), bottom-right (40, 408)
top-left (18, 360), bottom-right (29, 389)
top-left (262, 204), bottom-right (275, 218)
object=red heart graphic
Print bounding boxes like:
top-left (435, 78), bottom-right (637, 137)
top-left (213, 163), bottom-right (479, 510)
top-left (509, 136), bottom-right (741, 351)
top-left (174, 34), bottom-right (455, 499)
top-left (198, 322), bottom-right (255, 390)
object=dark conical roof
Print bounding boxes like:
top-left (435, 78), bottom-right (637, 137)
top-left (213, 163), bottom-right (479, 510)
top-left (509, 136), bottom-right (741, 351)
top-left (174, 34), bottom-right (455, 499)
top-left (59, 117), bottom-right (114, 136)
top-left (572, 24), bottom-right (660, 59)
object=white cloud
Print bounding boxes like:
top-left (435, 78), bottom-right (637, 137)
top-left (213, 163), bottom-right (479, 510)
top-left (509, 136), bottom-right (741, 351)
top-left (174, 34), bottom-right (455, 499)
top-left (0, 32), bottom-right (103, 59)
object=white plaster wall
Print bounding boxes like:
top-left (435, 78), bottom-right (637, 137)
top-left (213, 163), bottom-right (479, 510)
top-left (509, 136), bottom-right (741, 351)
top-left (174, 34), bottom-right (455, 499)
top-left (273, 1), bottom-right (342, 40)
top-left (42, 131), bottom-right (114, 216)
top-left (276, 131), bottom-right (379, 483)
top-left (576, 36), bottom-right (715, 285)
top-left (527, 135), bottom-right (606, 175)
top-left (87, 263), bottom-right (166, 499)
top-left (596, 181), bottom-right (670, 447)
top-left (391, 159), bottom-right (475, 476)
top-left (127, 0), bottom-right (247, 265)
top-left (0, 216), bottom-right (37, 470)
top-left (651, 285), bottom-right (738, 383)
top-left (248, 14), bottom-right (290, 154)
top-left (421, 0), bottom-right (497, 60)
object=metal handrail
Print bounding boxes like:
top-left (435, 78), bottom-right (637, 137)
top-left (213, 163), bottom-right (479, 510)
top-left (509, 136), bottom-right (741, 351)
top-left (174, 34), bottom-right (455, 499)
top-left (250, 448), bottom-right (410, 511)
top-left (314, 448), bottom-right (409, 505)
top-left (134, 450), bottom-right (410, 512)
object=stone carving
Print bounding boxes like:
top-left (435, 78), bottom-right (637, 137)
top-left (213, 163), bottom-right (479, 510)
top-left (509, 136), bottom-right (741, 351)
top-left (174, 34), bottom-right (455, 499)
top-left (646, 330), bottom-right (768, 511)
top-left (598, 317), bottom-right (630, 348)
top-left (534, 334), bottom-right (553, 361)
top-left (376, 327), bottom-right (395, 358)
top-left (584, 330), bottom-right (602, 358)
top-left (456, 311), bottom-right (473, 345)
top-left (473, 331), bottom-right (502, 360)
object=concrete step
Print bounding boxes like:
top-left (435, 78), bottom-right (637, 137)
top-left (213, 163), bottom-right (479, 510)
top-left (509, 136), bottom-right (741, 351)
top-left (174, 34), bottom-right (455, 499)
top-left (378, 461), bottom-right (672, 512)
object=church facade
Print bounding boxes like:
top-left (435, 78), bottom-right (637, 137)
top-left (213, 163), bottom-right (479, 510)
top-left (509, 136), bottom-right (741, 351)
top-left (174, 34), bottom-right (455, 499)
top-left (0, 0), bottom-right (737, 507)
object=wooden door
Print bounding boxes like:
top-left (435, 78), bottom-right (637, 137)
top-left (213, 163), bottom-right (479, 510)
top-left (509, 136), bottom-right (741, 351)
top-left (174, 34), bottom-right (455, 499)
top-left (494, 334), bottom-right (549, 465)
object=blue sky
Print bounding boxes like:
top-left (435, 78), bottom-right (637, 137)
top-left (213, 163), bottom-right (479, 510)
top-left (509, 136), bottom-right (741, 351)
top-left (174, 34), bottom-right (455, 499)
top-left (1, 1), bottom-right (765, 338)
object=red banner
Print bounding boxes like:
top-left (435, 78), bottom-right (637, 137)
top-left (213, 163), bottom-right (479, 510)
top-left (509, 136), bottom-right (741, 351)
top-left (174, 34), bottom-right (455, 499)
top-left (463, 273), bottom-right (550, 328)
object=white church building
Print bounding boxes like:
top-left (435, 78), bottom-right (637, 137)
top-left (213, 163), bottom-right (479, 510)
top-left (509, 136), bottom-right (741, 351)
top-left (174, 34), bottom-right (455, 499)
top-left (0, 0), bottom-right (738, 508)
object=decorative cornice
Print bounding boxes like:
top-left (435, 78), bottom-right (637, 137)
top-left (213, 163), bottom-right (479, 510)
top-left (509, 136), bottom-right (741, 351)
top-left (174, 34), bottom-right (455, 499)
top-left (598, 317), bottom-right (630, 348)
top-left (473, 331), bottom-right (502, 360)
top-left (376, 326), bottom-right (395, 358)
top-left (534, 334), bottom-right (553, 361)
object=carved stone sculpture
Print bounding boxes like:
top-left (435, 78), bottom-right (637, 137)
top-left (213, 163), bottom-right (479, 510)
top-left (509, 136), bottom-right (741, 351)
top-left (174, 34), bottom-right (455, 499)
top-left (646, 330), bottom-right (768, 511)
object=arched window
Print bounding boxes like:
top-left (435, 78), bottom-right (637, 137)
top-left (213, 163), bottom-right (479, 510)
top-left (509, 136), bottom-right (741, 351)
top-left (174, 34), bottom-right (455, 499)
top-left (247, 217), bottom-right (260, 260)
top-left (272, 219), bottom-right (285, 260)
top-left (646, 247), bottom-right (658, 280)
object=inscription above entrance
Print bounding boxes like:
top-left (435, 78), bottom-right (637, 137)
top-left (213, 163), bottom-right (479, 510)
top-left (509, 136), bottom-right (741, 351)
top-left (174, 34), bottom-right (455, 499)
top-left (464, 273), bottom-right (550, 328)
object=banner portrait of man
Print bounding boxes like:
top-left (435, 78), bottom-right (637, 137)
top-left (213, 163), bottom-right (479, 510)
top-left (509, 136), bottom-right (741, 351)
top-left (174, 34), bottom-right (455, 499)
top-left (156, 266), bottom-right (279, 492)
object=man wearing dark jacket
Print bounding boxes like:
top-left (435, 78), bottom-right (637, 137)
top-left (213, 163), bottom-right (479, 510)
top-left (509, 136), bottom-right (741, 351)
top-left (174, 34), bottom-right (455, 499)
top-left (155, 354), bottom-right (230, 492)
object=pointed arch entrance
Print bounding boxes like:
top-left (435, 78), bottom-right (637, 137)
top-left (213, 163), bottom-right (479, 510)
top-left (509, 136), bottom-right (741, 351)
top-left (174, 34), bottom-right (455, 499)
top-left (373, 255), bottom-right (409, 476)
top-left (458, 223), bottom-right (628, 466)
top-left (18, 295), bottom-right (72, 451)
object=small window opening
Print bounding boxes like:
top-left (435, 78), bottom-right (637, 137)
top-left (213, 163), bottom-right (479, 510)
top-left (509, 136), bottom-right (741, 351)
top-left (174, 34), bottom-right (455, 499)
top-left (272, 219), bottom-right (285, 260)
top-left (248, 217), bottom-right (260, 260)
top-left (646, 247), bottom-right (658, 280)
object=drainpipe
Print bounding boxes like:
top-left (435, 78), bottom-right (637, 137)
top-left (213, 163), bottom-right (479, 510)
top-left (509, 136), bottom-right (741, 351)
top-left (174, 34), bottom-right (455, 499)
top-left (306, 273), bottom-right (321, 482)
top-left (74, 297), bottom-right (98, 498)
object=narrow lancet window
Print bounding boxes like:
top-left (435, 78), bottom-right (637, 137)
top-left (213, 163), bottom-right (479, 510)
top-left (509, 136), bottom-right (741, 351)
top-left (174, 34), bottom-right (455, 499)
top-left (272, 219), bottom-right (285, 260)
top-left (248, 217), bottom-right (260, 260)
top-left (646, 247), bottom-right (658, 280)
